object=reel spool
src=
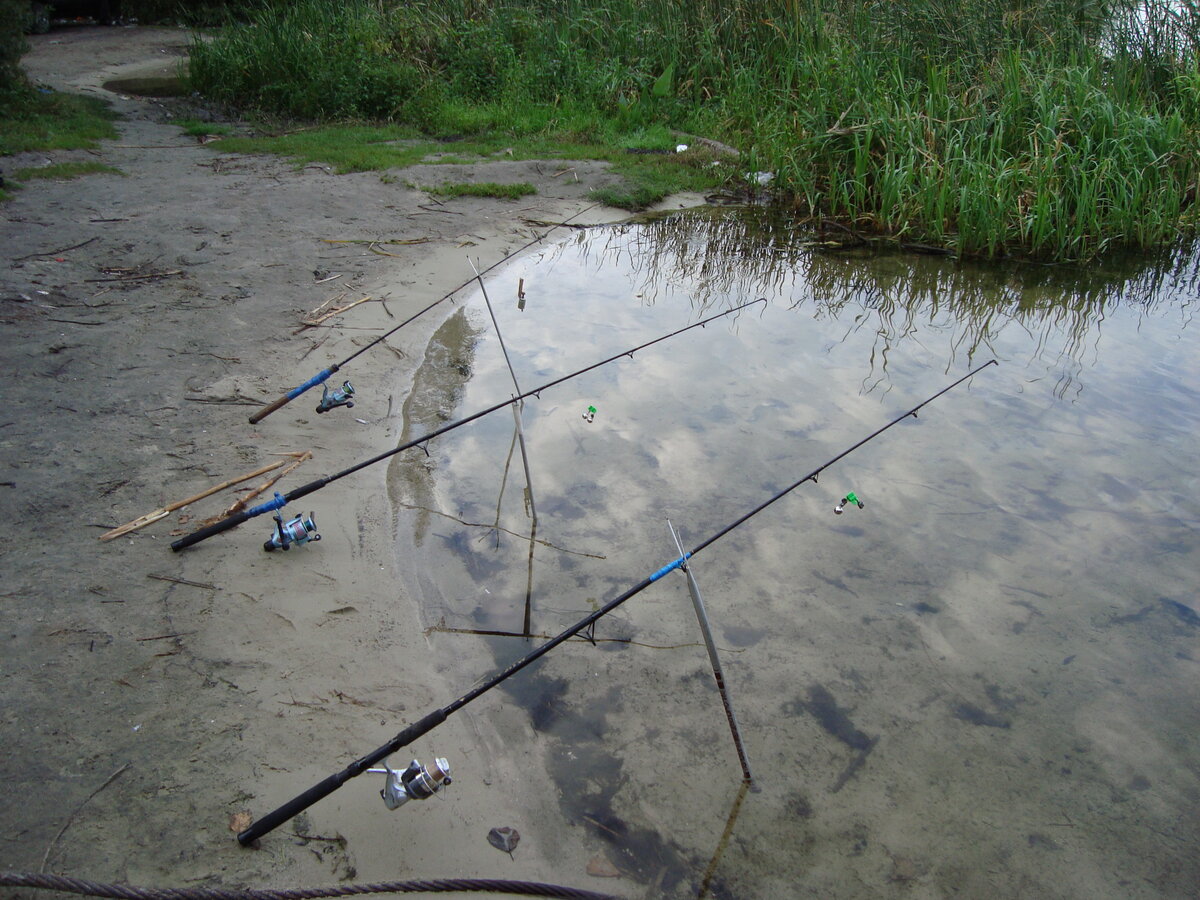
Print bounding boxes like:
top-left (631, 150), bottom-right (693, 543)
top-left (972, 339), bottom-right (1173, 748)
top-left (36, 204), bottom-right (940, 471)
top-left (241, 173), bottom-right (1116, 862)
top-left (264, 511), bottom-right (321, 551)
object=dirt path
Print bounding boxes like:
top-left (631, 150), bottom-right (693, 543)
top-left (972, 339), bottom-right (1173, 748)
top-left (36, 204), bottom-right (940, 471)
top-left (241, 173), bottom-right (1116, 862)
top-left (1, 24), bottom-right (657, 896)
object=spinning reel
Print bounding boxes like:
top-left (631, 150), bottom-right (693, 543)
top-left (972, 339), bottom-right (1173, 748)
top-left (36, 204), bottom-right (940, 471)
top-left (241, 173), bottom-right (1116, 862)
top-left (264, 509), bottom-right (321, 551)
top-left (316, 380), bottom-right (355, 414)
top-left (366, 757), bottom-right (452, 810)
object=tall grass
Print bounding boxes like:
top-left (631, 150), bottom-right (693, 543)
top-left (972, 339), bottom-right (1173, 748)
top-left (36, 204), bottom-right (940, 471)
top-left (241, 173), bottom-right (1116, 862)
top-left (187, 0), bottom-right (1200, 261)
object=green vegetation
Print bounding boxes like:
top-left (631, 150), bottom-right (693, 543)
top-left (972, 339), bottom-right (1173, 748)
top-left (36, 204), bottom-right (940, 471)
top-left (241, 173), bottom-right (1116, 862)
top-left (212, 124), bottom-right (436, 172)
top-left (0, 90), bottom-right (118, 155)
top-left (426, 180), bottom-right (536, 200)
top-left (0, 37), bottom-right (119, 201)
top-left (206, 122), bottom-right (723, 208)
top-left (173, 118), bottom-right (234, 138)
top-left (0, 0), bottom-right (29, 98)
top-left (13, 160), bottom-right (124, 180)
top-left (1, 0), bottom-right (1194, 258)
top-left (183, 0), bottom-right (1200, 261)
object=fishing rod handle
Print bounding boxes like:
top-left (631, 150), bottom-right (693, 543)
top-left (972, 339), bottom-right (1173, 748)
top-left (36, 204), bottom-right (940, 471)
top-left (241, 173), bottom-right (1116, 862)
top-left (248, 366), bottom-right (339, 424)
top-left (169, 479), bottom-right (328, 550)
top-left (237, 709), bottom-right (448, 846)
top-left (169, 508), bottom-right (255, 551)
top-left (247, 394), bottom-right (292, 425)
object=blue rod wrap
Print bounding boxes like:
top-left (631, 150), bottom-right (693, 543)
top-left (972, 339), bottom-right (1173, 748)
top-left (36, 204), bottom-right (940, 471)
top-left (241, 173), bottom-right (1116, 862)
top-left (286, 368), bottom-right (335, 400)
top-left (649, 553), bottom-right (691, 582)
top-left (247, 492), bottom-right (288, 518)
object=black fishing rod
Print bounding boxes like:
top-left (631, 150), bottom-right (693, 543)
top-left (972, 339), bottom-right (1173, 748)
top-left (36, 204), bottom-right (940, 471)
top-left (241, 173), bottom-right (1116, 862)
top-left (173, 298), bottom-right (767, 551)
top-left (248, 207), bottom-right (598, 425)
top-left (235, 359), bottom-right (997, 846)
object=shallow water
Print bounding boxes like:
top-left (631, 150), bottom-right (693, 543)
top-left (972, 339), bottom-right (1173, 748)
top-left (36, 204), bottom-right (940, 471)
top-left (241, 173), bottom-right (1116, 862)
top-left (390, 208), bottom-right (1199, 898)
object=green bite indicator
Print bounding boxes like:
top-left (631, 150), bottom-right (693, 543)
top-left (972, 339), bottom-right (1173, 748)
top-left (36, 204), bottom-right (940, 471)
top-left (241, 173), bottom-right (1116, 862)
top-left (835, 491), bottom-right (864, 515)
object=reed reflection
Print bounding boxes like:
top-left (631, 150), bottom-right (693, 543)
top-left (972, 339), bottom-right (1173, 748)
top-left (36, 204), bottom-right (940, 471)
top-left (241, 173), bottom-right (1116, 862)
top-left (554, 207), bottom-right (1198, 397)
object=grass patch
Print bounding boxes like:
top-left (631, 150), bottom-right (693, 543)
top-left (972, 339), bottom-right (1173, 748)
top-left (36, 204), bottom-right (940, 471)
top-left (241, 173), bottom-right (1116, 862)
top-left (173, 118), bottom-right (233, 138)
top-left (14, 161), bottom-right (124, 181)
top-left (0, 89), bottom-right (118, 156)
top-left (425, 180), bottom-right (536, 199)
top-left (203, 122), bottom-right (728, 207)
top-left (597, 144), bottom-right (735, 209)
top-left (209, 124), bottom-right (434, 172)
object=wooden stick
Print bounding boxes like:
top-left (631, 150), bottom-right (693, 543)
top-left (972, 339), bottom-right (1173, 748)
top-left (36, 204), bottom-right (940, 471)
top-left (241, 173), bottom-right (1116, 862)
top-left (305, 294), bottom-right (342, 320)
top-left (199, 451), bottom-right (312, 526)
top-left (41, 763), bottom-right (129, 872)
top-left (99, 459), bottom-right (288, 541)
top-left (301, 295), bottom-right (372, 327)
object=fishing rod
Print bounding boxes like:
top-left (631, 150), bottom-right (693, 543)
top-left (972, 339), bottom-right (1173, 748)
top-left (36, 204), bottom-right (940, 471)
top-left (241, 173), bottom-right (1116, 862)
top-left (247, 207), bottom-right (599, 425)
top-left (235, 359), bottom-right (997, 846)
top-left (173, 298), bottom-right (767, 551)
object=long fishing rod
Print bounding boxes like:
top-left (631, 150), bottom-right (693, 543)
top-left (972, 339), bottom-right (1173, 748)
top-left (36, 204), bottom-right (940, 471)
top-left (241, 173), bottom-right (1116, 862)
top-left (173, 298), bottom-right (767, 551)
top-left (247, 206), bottom-right (599, 425)
top-left (235, 359), bottom-right (997, 846)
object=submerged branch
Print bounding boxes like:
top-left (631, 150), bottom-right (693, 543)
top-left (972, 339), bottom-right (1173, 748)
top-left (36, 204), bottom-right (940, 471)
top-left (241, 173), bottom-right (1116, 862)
top-left (396, 501), bottom-right (606, 559)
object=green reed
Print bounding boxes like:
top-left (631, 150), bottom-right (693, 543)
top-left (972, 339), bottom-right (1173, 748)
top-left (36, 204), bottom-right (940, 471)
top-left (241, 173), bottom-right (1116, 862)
top-left (186, 0), bottom-right (1200, 261)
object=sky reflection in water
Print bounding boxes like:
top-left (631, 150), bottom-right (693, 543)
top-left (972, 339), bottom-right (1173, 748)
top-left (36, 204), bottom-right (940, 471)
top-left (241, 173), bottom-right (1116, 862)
top-left (391, 208), bottom-right (1199, 899)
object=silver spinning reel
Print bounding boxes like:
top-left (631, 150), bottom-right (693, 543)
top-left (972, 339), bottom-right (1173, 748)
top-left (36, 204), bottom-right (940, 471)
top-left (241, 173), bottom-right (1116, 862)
top-left (264, 511), bottom-right (321, 551)
top-left (316, 380), bottom-right (355, 414)
top-left (367, 757), bottom-right (452, 810)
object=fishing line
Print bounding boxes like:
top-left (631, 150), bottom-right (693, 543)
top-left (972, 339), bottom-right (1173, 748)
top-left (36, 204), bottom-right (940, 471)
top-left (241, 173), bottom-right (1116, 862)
top-left (235, 359), bottom-right (997, 845)
top-left (173, 298), bottom-right (767, 551)
top-left (247, 206), bottom-right (600, 424)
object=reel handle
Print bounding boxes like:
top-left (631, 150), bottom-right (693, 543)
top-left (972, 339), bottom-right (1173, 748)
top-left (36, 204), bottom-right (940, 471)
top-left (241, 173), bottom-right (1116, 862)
top-left (237, 709), bottom-right (448, 846)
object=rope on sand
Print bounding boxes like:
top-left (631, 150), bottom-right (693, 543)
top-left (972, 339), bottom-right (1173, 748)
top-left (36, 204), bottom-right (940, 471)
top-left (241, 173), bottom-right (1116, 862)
top-left (0, 871), bottom-right (625, 900)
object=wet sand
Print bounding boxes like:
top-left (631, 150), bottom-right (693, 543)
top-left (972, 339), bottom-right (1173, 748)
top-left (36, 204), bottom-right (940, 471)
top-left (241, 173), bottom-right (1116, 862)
top-left (0, 24), bottom-right (670, 896)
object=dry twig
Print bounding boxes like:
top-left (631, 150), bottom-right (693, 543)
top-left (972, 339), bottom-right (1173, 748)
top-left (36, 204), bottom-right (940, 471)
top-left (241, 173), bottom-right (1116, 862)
top-left (41, 763), bottom-right (129, 873)
top-left (297, 295), bottom-right (373, 329)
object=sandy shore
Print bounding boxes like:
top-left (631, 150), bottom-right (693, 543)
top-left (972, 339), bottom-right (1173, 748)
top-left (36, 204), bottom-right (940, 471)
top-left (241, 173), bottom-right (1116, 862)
top-left (0, 24), bottom-right (693, 897)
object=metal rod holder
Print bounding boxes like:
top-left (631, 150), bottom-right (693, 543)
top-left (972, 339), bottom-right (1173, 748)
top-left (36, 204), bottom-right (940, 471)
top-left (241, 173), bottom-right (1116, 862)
top-left (667, 519), bottom-right (757, 790)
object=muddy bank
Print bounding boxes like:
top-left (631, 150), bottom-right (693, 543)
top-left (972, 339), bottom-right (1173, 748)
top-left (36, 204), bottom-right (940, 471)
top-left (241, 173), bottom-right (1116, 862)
top-left (0, 24), bottom-right (702, 896)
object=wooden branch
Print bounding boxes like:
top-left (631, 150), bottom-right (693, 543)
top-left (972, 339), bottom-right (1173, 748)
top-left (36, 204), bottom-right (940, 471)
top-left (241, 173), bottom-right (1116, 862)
top-left (199, 450), bottom-right (312, 526)
top-left (299, 295), bottom-right (372, 327)
top-left (99, 459), bottom-right (288, 541)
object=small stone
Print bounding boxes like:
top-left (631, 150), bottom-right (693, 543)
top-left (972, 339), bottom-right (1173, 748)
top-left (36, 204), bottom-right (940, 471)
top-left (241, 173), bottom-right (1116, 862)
top-left (889, 856), bottom-right (921, 882)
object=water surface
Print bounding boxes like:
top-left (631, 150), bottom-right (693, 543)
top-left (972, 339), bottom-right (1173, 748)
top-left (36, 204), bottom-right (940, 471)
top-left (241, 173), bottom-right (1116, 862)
top-left (389, 208), bottom-right (1199, 898)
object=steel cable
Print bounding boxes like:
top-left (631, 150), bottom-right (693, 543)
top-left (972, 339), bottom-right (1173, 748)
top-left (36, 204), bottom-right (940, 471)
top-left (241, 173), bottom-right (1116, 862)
top-left (0, 871), bottom-right (624, 900)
